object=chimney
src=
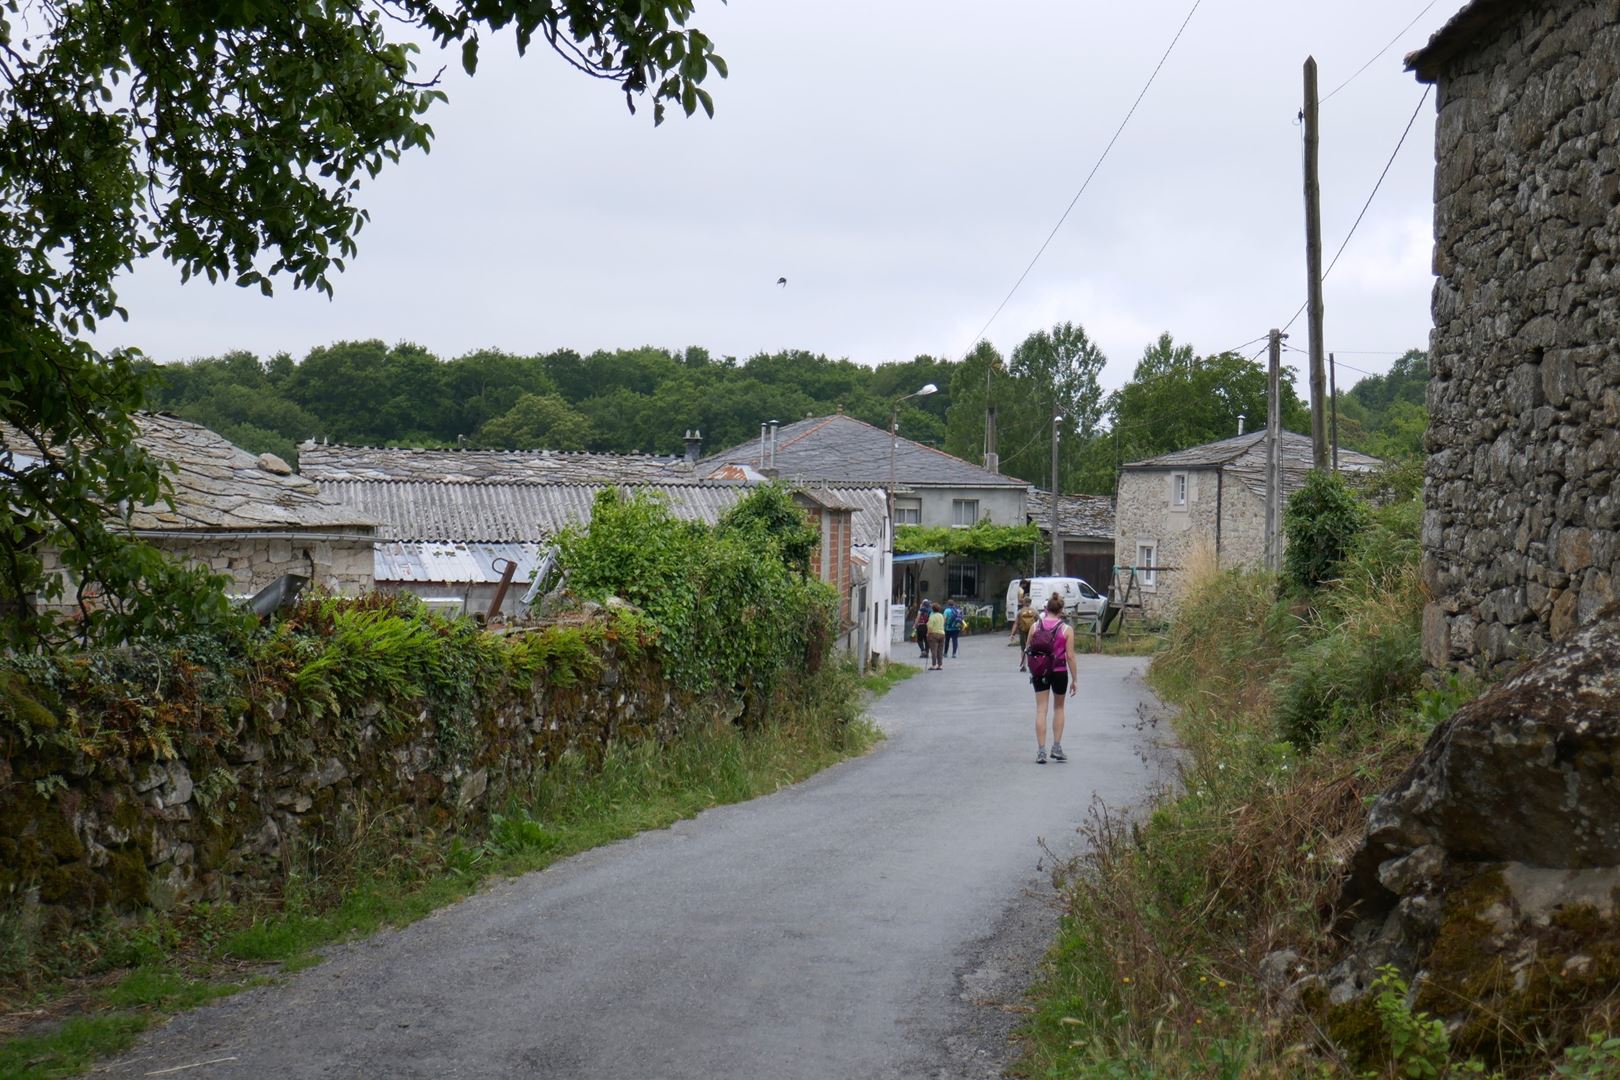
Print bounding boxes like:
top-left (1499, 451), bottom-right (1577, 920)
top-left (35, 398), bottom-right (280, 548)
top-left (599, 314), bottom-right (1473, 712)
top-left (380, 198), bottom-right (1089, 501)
top-left (683, 429), bottom-right (703, 464)
top-left (759, 422), bottom-right (767, 468)
top-left (1237, 414), bottom-right (1247, 436)
top-left (768, 420), bottom-right (779, 468)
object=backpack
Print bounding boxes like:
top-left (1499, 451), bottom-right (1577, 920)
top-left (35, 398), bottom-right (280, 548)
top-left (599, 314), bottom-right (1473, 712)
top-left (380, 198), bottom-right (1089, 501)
top-left (945, 606), bottom-right (963, 632)
top-left (1025, 617), bottom-right (1062, 678)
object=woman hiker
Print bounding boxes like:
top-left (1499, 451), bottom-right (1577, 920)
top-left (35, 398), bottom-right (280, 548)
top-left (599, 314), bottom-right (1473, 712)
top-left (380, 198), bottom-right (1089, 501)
top-left (926, 603), bottom-right (947, 670)
top-left (914, 600), bottom-right (932, 658)
top-left (1025, 592), bottom-right (1077, 763)
top-left (1010, 593), bottom-right (1038, 672)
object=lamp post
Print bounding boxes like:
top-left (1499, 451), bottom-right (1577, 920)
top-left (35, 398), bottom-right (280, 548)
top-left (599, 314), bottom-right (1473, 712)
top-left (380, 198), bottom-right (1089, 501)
top-left (888, 383), bottom-right (937, 606)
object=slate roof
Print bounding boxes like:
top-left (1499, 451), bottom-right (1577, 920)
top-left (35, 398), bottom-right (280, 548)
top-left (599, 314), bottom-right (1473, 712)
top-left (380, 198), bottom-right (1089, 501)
top-left (1405, 0), bottom-right (1526, 81)
top-left (699, 414), bottom-right (1024, 489)
top-left (298, 443), bottom-right (696, 485)
top-left (2, 414), bottom-right (373, 533)
top-left (1026, 490), bottom-right (1116, 542)
top-left (1123, 430), bottom-right (1383, 502)
top-left (316, 479), bottom-right (893, 549)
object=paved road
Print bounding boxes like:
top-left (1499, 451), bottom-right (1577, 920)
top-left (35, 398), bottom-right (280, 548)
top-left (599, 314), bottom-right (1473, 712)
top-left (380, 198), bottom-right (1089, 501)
top-left (98, 635), bottom-right (1166, 1080)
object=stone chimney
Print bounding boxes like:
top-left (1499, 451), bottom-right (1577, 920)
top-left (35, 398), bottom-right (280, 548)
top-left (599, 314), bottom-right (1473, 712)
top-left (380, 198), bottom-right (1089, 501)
top-left (683, 429), bottom-right (703, 464)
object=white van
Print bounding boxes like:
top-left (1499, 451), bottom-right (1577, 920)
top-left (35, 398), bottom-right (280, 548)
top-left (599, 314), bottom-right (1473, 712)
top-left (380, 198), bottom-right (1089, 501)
top-left (1006, 576), bottom-right (1107, 625)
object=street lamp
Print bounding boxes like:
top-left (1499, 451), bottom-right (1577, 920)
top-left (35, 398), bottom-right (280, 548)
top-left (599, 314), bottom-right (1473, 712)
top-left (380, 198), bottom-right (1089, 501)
top-left (889, 384), bottom-right (937, 610)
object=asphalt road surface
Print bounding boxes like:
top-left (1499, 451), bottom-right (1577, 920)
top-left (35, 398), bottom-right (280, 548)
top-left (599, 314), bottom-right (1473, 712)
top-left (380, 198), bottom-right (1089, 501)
top-left (97, 634), bottom-right (1167, 1080)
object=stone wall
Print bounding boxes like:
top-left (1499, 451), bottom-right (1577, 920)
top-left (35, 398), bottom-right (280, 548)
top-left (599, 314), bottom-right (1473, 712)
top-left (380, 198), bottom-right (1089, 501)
top-left (0, 628), bottom-right (682, 926)
top-left (41, 530), bottom-right (374, 608)
top-left (162, 532), bottom-right (375, 597)
top-left (1420, 0), bottom-right (1620, 673)
top-left (1115, 468), bottom-right (1223, 618)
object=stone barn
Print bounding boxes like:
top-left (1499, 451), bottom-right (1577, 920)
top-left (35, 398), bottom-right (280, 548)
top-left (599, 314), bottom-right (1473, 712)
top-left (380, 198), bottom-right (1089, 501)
top-left (1115, 430), bottom-right (1380, 619)
top-left (1407, 0), bottom-right (1620, 673)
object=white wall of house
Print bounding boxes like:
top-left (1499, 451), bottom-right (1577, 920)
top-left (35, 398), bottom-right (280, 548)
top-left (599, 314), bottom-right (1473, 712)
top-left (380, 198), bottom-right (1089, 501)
top-left (901, 485), bottom-right (1025, 530)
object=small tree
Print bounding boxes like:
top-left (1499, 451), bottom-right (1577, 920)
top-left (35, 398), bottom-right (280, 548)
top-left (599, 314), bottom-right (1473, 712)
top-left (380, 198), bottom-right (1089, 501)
top-left (1283, 471), bottom-right (1368, 591)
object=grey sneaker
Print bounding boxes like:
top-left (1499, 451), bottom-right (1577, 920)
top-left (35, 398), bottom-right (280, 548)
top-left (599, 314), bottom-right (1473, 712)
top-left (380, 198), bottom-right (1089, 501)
top-left (1050, 744), bottom-right (1067, 762)
top-left (1035, 747), bottom-right (1047, 764)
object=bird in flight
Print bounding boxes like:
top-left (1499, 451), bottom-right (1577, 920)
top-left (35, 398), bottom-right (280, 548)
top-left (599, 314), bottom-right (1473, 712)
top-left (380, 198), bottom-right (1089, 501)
top-left (776, 277), bottom-right (787, 287)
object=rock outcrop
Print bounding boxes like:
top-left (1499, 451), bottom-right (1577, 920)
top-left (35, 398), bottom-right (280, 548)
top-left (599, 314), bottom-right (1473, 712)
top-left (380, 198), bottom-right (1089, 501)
top-left (1315, 608), bottom-right (1620, 1063)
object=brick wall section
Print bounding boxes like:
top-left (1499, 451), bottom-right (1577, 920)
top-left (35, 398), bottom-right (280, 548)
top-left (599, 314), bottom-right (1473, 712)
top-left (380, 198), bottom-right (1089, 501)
top-left (803, 507), bottom-right (854, 629)
top-left (1420, 0), bottom-right (1620, 673)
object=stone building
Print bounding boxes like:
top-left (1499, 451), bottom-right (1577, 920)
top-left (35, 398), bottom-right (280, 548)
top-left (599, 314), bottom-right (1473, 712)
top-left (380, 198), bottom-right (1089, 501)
top-left (302, 443), bottom-right (890, 658)
top-left (14, 414), bottom-right (377, 605)
top-left (1115, 430), bottom-right (1380, 619)
top-left (1407, 0), bottom-right (1620, 672)
top-left (1026, 489), bottom-right (1116, 587)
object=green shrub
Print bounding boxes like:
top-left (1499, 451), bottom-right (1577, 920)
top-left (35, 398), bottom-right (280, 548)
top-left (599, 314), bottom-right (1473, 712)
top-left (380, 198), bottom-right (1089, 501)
top-left (1283, 470), bottom-right (1369, 591)
top-left (554, 486), bottom-right (835, 703)
top-left (1275, 615), bottom-right (1424, 748)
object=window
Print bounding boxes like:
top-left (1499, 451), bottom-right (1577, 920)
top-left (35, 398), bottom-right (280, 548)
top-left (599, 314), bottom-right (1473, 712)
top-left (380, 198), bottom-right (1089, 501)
top-left (1171, 472), bottom-right (1188, 508)
top-left (951, 498), bottom-right (979, 527)
top-left (1136, 542), bottom-right (1157, 588)
top-left (893, 498), bottom-right (922, 525)
top-left (947, 561), bottom-right (980, 598)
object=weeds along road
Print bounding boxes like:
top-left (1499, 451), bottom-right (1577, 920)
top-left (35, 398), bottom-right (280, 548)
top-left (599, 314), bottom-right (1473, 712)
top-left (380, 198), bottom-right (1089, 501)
top-left (99, 636), bottom-right (1167, 1080)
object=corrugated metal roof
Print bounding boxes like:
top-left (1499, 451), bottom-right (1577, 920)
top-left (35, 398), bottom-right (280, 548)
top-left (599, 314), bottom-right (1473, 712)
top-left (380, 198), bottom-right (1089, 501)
top-left (300, 443), bottom-right (696, 484)
top-left (1026, 490), bottom-right (1116, 541)
top-left (318, 480), bottom-right (751, 542)
top-left (374, 541), bottom-right (540, 585)
top-left (700, 414), bottom-right (1025, 489)
top-left (317, 478), bottom-right (891, 547)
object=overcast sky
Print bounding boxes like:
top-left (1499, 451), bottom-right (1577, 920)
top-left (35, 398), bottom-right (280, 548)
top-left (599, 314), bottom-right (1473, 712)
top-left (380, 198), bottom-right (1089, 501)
top-left (96, 0), bottom-right (1460, 397)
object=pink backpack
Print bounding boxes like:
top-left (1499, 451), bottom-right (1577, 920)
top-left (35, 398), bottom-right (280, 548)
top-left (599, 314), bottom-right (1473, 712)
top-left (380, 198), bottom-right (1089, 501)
top-left (1025, 617), bottom-right (1062, 677)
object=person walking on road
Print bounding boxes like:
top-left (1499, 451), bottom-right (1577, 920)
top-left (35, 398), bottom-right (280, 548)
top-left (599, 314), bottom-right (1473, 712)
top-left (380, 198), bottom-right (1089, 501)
top-left (926, 604), bottom-right (947, 670)
top-left (1024, 593), bottom-right (1077, 763)
top-left (943, 601), bottom-right (964, 658)
top-left (1010, 594), bottom-right (1038, 672)
top-left (914, 600), bottom-right (931, 658)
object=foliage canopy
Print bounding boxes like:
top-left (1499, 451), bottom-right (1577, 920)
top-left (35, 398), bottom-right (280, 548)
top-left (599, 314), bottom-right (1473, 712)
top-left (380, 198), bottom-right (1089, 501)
top-left (1, 0), bottom-right (725, 646)
top-left (553, 487), bottom-right (834, 698)
top-left (895, 520), bottom-right (1042, 565)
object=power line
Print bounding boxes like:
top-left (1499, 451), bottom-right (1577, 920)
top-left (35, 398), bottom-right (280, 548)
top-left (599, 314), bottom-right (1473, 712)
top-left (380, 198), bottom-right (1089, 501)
top-left (1280, 83), bottom-right (1433, 335)
top-left (1320, 0), bottom-right (1443, 104)
top-left (1283, 342), bottom-right (1382, 379)
top-left (966, 0), bottom-right (1203, 352)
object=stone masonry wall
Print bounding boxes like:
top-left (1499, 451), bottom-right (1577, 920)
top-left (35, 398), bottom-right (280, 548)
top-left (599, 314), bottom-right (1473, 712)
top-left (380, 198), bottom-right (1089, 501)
top-left (1421, 0), bottom-right (1620, 673)
top-left (0, 631), bottom-right (682, 926)
top-left (1114, 468), bottom-right (1220, 619)
top-left (40, 530), bottom-right (374, 609)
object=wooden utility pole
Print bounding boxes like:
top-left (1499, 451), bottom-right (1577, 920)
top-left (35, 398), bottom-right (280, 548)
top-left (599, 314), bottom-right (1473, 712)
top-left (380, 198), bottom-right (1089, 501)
top-left (1303, 56), bottom-right (1329, 470)
top-left (1329, 351), bottom-right (1340, 472)
top-left (1265, 329), bottom-right (1282, 570)
top-left (1050, 401), bottom-right (1062, 575)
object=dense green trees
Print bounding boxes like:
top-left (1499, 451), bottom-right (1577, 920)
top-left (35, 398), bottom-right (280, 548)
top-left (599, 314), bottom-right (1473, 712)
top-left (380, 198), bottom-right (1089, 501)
top-left (145, 333), bottom-right (1424, 495)
top-left (1334, 349), bottom-right (1429, 461)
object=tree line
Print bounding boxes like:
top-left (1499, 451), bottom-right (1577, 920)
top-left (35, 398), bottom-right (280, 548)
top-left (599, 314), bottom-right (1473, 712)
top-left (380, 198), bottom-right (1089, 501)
top-left (143, 332), bottom-right (1426, 496)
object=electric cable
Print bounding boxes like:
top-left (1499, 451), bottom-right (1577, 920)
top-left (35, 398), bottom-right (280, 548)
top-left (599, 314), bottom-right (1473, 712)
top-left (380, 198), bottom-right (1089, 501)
top-left (1321, 0), bottom-right (1443, 104)
top-left (965, 0), bottom-right (1203, 352)
top-left (1280, 83), bottom-right (1433, 335)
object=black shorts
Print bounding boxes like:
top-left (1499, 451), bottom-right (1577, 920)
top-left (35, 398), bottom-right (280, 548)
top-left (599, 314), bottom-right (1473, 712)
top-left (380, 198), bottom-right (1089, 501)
top-left (1031, 670), bottom-right (1069, 694)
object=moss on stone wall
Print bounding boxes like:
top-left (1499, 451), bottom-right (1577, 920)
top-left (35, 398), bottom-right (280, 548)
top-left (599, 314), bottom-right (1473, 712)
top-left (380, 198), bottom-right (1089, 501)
top-left (0, 592), bottom-right (819, 934)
